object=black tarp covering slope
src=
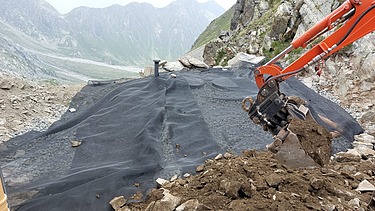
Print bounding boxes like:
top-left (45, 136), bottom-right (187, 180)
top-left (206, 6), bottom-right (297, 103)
top-left (0, 67), bottom-right (362, 211)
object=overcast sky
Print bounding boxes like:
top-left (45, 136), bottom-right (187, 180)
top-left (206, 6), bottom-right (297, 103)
top-left (45, 0), bottom-right (236, 14)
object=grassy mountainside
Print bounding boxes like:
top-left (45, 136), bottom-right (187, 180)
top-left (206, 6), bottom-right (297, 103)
top-left (191, 6), bottom-right (235, 50)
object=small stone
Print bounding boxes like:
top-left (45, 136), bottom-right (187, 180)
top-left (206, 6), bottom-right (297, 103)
top-left (214, 154), bottom-right (223, 160)
top-left (324, 204), bottom-right (336, 211)
top-left (0, 80), bottom-right (14, 90)
top-left (176, 199), bottom-right (200, 211)
top-left (357, 180), bottom-right (375, 192)
top-left (341, 165), bottom-right (356, 173)
top-left (170, 74), bottom-right (177, 78)
top-left (69, 108), bottom-right (77, 113)
top-left (150, 189), bottom-right (181, 211)
top-left (156, 178), bottom-right (169, 187)
top-left (348, 198), bottom-right (360, 208)
top-left (219, 180), bottom-right (242, 199)
top-left (310, 178), bottom-right (324, 190)
top-left (0, 118), bottom-right (6, 125)
top-left (223, 152), bottom-right (232, 159)
top-left (265, 174), bottom-right (282, 188)
top-left (355, 133), bottom-right (375, 144)
top-left (183, 173), bottom-right (191, 178)
top-left (353, 141), bottom-right (374, 149)
top-left (109, 196), bottom-right (127, 210)
top-left (242, 149), bottom-right (256, 157)
top-left (196, 164), bottom-right (205, 172)
top-left (71, 140), bottom-right (82, 147)
top-left (0, 127), bottom-right (7, 134)
top-left (334, 151), bottom-right (361, 162)
top-left (170, 175), bottom-right (178, 182)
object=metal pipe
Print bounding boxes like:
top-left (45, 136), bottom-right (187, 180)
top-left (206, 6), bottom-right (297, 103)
top-left (265, 45), bottom-right (294, 66)
top-left (153, 59), bottom-right (161, 77)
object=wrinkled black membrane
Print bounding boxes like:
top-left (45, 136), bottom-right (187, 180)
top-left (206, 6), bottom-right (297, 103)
top-left (0, 67), bottom-right (362, 211)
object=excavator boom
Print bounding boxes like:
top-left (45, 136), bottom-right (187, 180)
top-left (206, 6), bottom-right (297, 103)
top-left (255, 0), bottom-right (375, 88)
top-left (243, 0), bottom-right (375, 168)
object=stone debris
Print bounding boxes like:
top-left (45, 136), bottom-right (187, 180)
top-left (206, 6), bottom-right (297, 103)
top-left (139, 57), bottom-right (210, 78)
top-left (0, 73), bottom-right (83, 143)
top-left (195, 164), bottom-right (205, 172)
top-left (334, 150), bottom-right (361, 163)
top-left (228, 52), bottom-right (265, 66)
top-left (356, 180), bottom-right (375, 192)
top-left (156, 178), bottom-right (169, 187)
top-left (178, 57), bottom-right (192, 68)
top-left (0, 79), bottom-right (14, 90)
top-left (183, 173), bottom-right (191, 178)
top-left (175, 199), bottom-right (200, 211)
top-left (355, 133), bottom-right (375, 144)
top-left (223, 152), bottom-right (233, 159)
top-left (109, 196), bottom-right (127, 210)
top-left (170, 175), bottom-right (178, 182)
top-left (162, 61), bottom-right (185, 72)
top-left (170, 73), bottom-right (177, 78)
top-left (369, 191), bottom-right (375, 209)
top-left (214, 153), bottom-right (223, 160)
top-left (68, 108), bottom-right (77, 113)
top-left (187, 57), bottom-right (209, 69)
top-left (145, 189), bottom-right (181, 211)
top-left (70, 140), bottom-right (82, 147)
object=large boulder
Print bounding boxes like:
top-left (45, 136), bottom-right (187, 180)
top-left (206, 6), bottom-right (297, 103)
top-left (162, 61), bottom-right (185, 72)
top-left (228, 52), bottom-right (265, 66)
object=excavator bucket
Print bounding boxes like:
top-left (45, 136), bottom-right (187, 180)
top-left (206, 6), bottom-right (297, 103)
top-left (243, 92), bottom-right (333, 168)
top-left (268, 111), bottom-right (332, 168)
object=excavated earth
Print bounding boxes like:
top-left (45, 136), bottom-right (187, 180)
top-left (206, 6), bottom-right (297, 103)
top-left (125, 150), bottom-right (375, 211)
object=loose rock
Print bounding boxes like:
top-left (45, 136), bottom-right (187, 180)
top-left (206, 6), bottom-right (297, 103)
top-left (357, 180), bottom-right (375, 192)
top-left (109, 196), bottom-right (127, 210)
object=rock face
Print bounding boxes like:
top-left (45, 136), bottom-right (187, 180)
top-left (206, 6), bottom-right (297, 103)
top-left (203, 0), bottom-right (304, 66)
top-left (201, 0), bottom-right (375, 70)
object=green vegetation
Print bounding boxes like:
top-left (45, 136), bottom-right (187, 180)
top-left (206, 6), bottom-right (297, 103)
top-left (214, 48), bottom-right (229, 66)
top-left (262, 41), bottom-right (290, 60)
top-left (191, 7), bottom-right (235, 50)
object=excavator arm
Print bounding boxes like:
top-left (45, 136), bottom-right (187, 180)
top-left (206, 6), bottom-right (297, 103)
top-left (255, 0), bottom-right (375, 88)
top-left (243, 0), bottom-right (375, 168)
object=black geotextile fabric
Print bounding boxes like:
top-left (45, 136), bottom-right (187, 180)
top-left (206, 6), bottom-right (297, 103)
top-left (0, 67), bottom-right (363, 211)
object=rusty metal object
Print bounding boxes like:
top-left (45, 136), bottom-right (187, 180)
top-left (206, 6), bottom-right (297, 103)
top-left (241, 97), bottom-right (253, 113)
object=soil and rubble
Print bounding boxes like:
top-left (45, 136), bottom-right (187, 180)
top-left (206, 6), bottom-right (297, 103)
top-left (114, 150), bottom-right (374, 211)
top-left (0, 73), bottom-right (84, 144)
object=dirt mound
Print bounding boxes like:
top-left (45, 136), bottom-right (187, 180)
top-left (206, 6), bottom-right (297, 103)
top-left (122, 151), bottom-right (374, 211)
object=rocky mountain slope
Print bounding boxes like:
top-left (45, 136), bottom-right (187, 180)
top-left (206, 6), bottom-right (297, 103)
top-left (65, 0), bottom-right (223, 65)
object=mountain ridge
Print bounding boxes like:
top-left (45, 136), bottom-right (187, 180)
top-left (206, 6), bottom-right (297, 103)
top-left (0, 0), bottom-right (224, 81)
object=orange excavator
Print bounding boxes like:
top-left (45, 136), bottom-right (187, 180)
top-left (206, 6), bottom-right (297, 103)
top-left (0, 0), bottom-right (374, 209)
top-left (242, 0), bottom-right (375, 167)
